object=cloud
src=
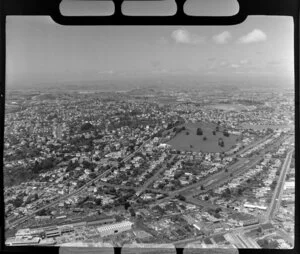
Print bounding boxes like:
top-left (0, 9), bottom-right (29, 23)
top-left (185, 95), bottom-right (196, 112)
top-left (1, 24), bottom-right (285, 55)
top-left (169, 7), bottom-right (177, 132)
top-left (230, 64), bottom-right (240, 68)
top-left (267, 58), bottom-right (292, 66)
top-left (98, 70), bottom-right (114, 75)
top-left (239, 59), bottom-right (251, 65)
top-left (237, 29), bottom-right (267, 44)
top-left (213, 31), bottom-right (232, 44)
top-left (268, 60), bottom-right (282, 65)
top-left (171, 29), bottom-right (205, 45)
top-left (219, 61), bottom-right (229, 67)
top-left (151, 60), bottom-right (161, 69)
top-left (207, 64), bottom-right (217, 70)
top-left (207, 57), bottom-right (216, 62)
top-left (156, 37), bottom-right (168, 45)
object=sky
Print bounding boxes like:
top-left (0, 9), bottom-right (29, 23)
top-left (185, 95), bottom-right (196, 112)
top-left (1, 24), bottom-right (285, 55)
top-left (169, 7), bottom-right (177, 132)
top-left (6, 15), bottom-right (294, 87)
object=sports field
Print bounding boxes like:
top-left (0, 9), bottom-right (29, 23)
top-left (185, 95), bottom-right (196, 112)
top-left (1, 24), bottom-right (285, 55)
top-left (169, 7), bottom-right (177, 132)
top-left (167, 122), bottom-right (239, 153)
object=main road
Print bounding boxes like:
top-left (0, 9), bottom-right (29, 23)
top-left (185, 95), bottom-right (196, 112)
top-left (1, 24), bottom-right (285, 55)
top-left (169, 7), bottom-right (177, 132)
top-left (234, 133), bottom-right (274, 156)
top-left (150, 156), bottom-right (261, 206)
top-left (264, 148), bottom-right (294, 221)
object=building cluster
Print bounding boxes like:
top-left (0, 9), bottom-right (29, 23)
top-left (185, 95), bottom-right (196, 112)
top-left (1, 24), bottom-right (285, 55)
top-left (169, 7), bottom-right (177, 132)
top-left (4, 87), bottom-right (294, 248)
top-left (6, 217), bottom-right (133, 246)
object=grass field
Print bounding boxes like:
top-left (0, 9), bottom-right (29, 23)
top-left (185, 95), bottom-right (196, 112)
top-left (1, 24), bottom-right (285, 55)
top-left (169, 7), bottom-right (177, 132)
top-left (167, 122), bottom-right (239, 153)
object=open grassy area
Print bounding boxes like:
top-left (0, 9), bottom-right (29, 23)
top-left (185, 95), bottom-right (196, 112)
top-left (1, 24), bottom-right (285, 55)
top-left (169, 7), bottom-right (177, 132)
top-left (166, 122), bottom-right (239, 153)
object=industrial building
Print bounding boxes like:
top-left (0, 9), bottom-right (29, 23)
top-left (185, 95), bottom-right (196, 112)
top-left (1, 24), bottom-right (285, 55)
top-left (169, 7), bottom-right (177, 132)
top-left (97, 221), bottom-right (133, 237)
top-left (86, 217), bottom-right (116, 226)
top-left (45, 229), bottom-right (61, 238)
top-left (60, 226), bottom-right (74, 234)
top-left (242, 218), bottom-right (259, 227)
top-left (15, 228), bottom-right (31, 238)
top-left (6, 237), bottom-right (41, 246)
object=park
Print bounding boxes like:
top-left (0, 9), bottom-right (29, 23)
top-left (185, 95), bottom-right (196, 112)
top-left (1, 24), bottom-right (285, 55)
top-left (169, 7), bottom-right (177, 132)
top-left (167, 122), bottom-right (240, 153)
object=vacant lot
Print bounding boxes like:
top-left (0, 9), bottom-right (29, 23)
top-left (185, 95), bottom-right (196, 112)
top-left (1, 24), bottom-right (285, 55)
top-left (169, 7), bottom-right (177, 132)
top-left (167, 122), bottom-right (239, 153)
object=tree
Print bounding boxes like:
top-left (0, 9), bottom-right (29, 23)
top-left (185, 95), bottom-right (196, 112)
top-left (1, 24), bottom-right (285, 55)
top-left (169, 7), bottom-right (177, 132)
top-left (203, 136), bottom-right (207, 141)
top-left (186, 132), bottom-right (190, 135)
top-left (215, 207), bottom-right (222, 213)
top-left (201, 185), bottom-right (205, 190)
top-left (218, 138), bottom-right (224, 147)
top-left (196, 128), bottom-right (203, 136)
top-left (129, 207), bottom-right (136, 217)
top-left (90, 172), bottom-right (97, 179)
top-left (222, 188), bottom-right (231, 198)
top-left (36, 208), bottom-right (49, 216)
top-left (176, 195), bottom-right (186, 201)
top-left (66, 160), bottom-right (79, 172)
top-left (204, 196), bottom-right (209, 201)
top-left (124, 201), bottom-right (130, 210)
top-left (115, 214), bottom-right (124, 222)
top-left (270, 180), bottom-right (277, 190)
top-left (81, 122), bottom-right (94, 131)
top-left (214, 213), bottom-right (221, 219)
top-left (225, 168), bottom-right (228, 173)
top-left (174, 171), bottom-right (184, 179)
top-left (95, 199), bottom-right (102, 206)
top-left (223, 130), bottom-right (230, 137)
top-left (77, 180), bottom-right (85, 188)
top-left (190, 145), bottom-right (193, 148)
top-left (237, 188), bottom-right (243, 195)
top-left (230, 173), bottom-right (233, 177)
top-left (212, 131), bottom-right (216, 135)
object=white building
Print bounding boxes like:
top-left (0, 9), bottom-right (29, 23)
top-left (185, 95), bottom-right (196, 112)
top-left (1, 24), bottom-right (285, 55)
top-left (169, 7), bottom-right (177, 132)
top-left (284, 181), bottom-right (295, 190)
top-left (244, 203), bottom-right (267, 211)
top-left (97, 221), bottom-right (133, 237)
top-left (158, 143), bottom-right (170, 149)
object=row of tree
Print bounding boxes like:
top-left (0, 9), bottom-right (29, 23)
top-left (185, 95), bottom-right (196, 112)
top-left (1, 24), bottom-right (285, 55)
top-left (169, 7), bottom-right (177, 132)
top-left (197, 127), bottom-right (230, 137)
